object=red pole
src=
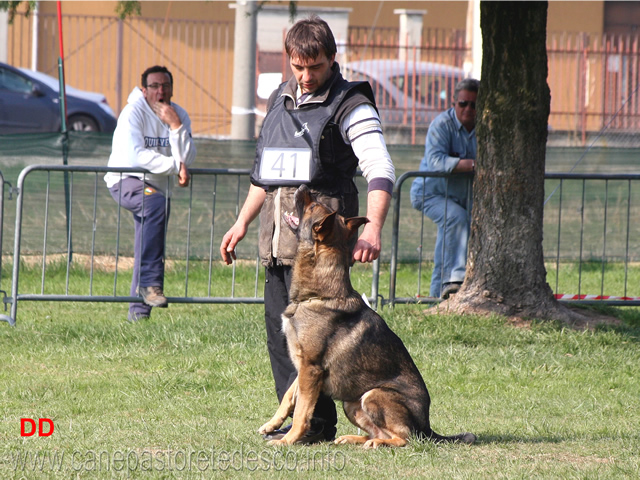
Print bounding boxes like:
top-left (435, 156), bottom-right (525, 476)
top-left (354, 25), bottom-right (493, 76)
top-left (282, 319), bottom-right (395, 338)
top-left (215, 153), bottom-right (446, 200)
top-left (56, 1), bottom-right (64, 61)
top-left (56, 1), bottom-right (68, 128)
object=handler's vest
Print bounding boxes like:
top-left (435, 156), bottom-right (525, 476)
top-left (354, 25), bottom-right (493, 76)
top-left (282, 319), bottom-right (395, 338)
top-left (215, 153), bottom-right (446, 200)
top-left (252, 78), bottom-right (375, 195)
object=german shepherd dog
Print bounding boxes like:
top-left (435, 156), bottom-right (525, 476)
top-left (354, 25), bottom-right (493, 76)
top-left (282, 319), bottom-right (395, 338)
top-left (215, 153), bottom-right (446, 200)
top-left (258, 185), bottom-right (476, 448)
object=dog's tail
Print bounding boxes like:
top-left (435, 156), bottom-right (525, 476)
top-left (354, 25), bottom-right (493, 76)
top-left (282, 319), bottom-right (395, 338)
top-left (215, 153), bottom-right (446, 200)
top-left (422, 430), bottom-right (477, 444)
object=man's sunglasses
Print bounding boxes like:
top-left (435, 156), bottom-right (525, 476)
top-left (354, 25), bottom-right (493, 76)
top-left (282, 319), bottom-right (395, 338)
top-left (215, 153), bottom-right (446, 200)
top-left (457, 101), bottom-right (477, 109)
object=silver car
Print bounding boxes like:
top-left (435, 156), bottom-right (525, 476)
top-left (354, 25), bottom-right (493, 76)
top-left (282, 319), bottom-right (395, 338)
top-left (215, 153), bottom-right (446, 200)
top-left (342, 59), bottom-right (466, 129)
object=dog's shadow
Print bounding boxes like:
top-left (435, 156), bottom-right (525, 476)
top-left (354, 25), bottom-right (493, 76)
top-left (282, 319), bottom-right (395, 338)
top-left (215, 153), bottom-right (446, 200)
top-left (407, 433), bottom-right (567, 450)
top-left (463, 433), bottom-right (567, 445)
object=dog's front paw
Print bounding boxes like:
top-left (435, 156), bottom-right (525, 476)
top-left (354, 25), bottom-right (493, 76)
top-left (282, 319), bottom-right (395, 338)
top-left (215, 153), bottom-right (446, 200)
top-left (258, 422), bottom-right (278, 435)
top-left (267, 438), bottom-right (290, 447)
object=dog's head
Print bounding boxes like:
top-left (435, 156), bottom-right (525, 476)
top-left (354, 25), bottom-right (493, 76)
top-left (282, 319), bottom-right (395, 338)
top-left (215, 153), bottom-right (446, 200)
top-left (283, 185), bottom-right (368, 246)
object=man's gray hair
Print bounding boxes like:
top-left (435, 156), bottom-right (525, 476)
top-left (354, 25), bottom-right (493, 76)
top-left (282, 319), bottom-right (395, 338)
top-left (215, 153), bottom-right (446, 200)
top-left (454, 78), bottom-right (480, 101)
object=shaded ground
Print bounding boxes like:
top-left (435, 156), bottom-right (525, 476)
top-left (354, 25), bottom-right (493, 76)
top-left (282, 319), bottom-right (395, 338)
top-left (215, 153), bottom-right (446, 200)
top-left (504, 305), bottom-right (622, 330)
top-left (431, 295), bottom-right (624, 331)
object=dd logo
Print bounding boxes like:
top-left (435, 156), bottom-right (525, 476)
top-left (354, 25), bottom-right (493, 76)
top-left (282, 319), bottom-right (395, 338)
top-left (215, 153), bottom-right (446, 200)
top-left (20, 418), bottom-right (54, 437)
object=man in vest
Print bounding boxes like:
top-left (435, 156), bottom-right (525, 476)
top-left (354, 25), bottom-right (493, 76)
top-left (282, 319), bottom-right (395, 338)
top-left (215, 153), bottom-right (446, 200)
top-left (220, 15), bottom-right (395, 443)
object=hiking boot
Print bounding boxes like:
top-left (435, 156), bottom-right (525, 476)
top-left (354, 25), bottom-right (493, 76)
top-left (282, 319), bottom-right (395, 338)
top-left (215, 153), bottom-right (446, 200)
top-left (441, 282), bottom-right (462, 300)
top-left (138, 286), bottom-right (168, 308)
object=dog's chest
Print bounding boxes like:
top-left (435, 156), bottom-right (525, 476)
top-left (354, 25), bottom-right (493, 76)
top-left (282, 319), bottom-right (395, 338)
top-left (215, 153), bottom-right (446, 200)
top-left (280, 304), bottom-right (333, 357)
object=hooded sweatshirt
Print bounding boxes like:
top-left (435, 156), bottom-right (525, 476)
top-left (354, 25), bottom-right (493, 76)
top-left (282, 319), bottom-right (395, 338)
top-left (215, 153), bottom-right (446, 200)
top-left (104, 87), bottom-right (196, 196)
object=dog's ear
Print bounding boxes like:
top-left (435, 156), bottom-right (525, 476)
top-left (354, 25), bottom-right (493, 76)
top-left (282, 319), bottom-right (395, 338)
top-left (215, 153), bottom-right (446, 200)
top-left (313, 210), bottom-right (338, 240)
top-left (294, 185), bottom-right (313, 221)
top-left (344, 217), bottom-right (369, 239)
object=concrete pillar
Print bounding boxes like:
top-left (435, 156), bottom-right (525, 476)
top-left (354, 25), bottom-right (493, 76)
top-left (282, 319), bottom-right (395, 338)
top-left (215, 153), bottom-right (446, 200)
top-left (31, 2), bottom-right (40, 70)
top-left (229, 1), bottom-right (257, 140)
top-left (464, 0), bottom-right (482, 79)
top-left (0, 10), bottom-right (8, 63)
top-left (394, 9), bottom-right (427, 62)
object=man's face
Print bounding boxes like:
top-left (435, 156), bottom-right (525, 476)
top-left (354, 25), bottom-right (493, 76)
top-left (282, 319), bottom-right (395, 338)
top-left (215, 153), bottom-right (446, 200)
top-left (142, 72), bottom-right (173, 109)
top-left (454, 89), bottom-right (478, 132)
top-left (290, 53), bottom-right (335, 95)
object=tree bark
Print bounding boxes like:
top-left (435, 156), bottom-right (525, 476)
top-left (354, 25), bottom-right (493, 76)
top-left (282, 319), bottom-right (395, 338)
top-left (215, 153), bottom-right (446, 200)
top-left (446, 1), bottom-right (585, 323)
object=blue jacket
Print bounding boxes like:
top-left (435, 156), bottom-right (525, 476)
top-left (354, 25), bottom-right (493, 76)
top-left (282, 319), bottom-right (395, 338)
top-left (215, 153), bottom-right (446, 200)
top-left (410, 107), bottom-right (476, 208)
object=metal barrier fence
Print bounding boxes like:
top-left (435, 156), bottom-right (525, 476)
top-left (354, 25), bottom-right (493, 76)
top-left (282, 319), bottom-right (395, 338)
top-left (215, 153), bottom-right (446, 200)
top-left (390, 171), bottom-right (640, 306)
top-left (0, 171), bottom-right (6, 290)
top-left (0, 165), bottom-right (266, 326)
top-left (2, 165), bottom-right (640, 326)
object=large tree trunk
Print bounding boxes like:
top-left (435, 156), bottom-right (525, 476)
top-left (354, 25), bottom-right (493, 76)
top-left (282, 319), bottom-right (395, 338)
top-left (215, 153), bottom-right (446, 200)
top-left (447, 1), bottom-right (584, 323)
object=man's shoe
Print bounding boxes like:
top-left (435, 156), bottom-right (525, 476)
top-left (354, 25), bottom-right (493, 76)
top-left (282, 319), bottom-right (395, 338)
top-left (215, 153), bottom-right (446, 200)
top-left (128, 312), bottom-right (150, 323)
top-left (441, 282), bottom-right (462, 299)
top-left (138, 286), bottom-right (168, 308)
top-left (262, 423), bottom-right (335, 444)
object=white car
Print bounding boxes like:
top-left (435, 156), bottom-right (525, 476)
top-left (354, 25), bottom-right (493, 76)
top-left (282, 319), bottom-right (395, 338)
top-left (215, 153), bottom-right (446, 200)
top-left (342, 60), bottom-right (466, 128)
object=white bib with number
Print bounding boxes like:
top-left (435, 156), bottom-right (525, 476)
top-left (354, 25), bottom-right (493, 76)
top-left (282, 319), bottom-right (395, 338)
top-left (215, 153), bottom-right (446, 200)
top-left (259, 147), bottom-right (312, 183)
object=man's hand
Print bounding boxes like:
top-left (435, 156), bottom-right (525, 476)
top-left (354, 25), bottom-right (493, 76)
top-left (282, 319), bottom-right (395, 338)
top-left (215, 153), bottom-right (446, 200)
top-left (219, 185), bottom-right (267, 265)
top-left (178, 163), bottom-right (190, 187)
top-left (453, 158), bottom-right (475, 173)
top-left (151, 101), bottom-right (182, 130)
top-left (352, 223), bottom-right (382, 263)
top-left (220, 223), bottom-right (248, 265)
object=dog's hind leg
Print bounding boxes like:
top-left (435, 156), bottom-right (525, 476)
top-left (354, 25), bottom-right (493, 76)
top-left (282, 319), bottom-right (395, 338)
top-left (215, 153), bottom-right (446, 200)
top-left (340, 389), bottom-right (413, 449)
top-left (334, 400), bottom-right (371, 446)
top-left (258, 377), bottom-right (298, 435)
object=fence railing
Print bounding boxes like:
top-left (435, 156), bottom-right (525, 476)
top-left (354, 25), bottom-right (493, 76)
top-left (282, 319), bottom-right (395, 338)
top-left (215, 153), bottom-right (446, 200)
top-left (0, 165), bottom-right (264, 326)
top-left (1, 165), bottom-right (640, 326)
top-left (390, 171), bottom-right (640, 306)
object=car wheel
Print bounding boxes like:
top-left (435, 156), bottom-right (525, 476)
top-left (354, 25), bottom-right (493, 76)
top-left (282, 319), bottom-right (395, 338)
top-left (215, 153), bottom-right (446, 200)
top-left (68, 114), bottom-right (99, 132)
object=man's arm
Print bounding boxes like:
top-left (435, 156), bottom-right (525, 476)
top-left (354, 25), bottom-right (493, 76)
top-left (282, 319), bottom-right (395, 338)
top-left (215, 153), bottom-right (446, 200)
top-left (153, 101), bottom-right (197, 186)
top-left (352, 189), bottom-right (391, 263)
top-left (342, 104), bottom-right (395, 263)
top-left (219, 184), bottom-right (267, 265)
top-left (425, 113), bottom-right (474, 173)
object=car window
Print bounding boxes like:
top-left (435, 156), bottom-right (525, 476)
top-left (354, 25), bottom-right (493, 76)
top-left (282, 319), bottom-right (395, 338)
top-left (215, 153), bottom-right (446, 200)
top-left (345, 69), bottom-right (397, 109)
top-left (0, 68), bottom-right (33, 94)
top-left (390, 74), bottom-right (451, 109)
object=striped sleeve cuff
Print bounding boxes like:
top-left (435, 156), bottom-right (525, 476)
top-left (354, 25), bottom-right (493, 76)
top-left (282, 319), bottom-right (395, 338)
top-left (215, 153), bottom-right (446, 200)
top-left (367, 178), bottom-right (394, 194)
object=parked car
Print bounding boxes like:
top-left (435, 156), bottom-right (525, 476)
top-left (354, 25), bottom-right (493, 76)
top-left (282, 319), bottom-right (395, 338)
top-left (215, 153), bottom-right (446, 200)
top-left (342, 60), bottom-right (467, 128)
top-left (0, 62), bottom-right (117, 134)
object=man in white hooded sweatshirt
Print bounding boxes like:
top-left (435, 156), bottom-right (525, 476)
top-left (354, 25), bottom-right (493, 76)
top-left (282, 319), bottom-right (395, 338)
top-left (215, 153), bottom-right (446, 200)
top-left (105, 65), bottom-right (196, 322)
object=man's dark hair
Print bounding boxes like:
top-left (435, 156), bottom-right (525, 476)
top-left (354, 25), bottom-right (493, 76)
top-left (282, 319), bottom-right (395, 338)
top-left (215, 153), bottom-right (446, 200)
top-left (285, 15), bottom-right (337, 62)
top-left (141, 66), bottom-right (173, 88)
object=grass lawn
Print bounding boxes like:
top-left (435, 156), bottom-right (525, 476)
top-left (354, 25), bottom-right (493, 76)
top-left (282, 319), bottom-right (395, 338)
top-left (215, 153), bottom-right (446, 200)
top-left (0, 267), bottom-right (639, 479)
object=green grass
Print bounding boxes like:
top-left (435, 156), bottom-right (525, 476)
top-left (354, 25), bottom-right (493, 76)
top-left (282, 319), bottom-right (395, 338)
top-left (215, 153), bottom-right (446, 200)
top-left (0, 267), bottom-right (639, 478)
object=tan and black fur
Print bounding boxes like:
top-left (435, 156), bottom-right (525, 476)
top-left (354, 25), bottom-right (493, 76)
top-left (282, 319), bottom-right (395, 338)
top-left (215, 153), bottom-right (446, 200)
top-left (258, 185), bottom-right (476, 448)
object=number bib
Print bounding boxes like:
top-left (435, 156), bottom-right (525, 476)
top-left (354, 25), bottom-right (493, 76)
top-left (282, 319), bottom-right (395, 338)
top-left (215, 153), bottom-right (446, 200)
top-left (259, 147), bottom-right (312, 183)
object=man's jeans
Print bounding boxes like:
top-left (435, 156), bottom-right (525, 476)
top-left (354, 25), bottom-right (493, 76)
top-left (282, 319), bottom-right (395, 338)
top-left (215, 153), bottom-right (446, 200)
top-left (109, 177), bottom-right (169, 317)
top-left (419, 195), bottom-right (470, 298)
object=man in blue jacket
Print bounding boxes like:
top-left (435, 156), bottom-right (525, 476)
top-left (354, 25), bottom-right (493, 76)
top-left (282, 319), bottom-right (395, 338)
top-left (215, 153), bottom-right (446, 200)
top-left (410, 78), bottom-right (479, 299)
